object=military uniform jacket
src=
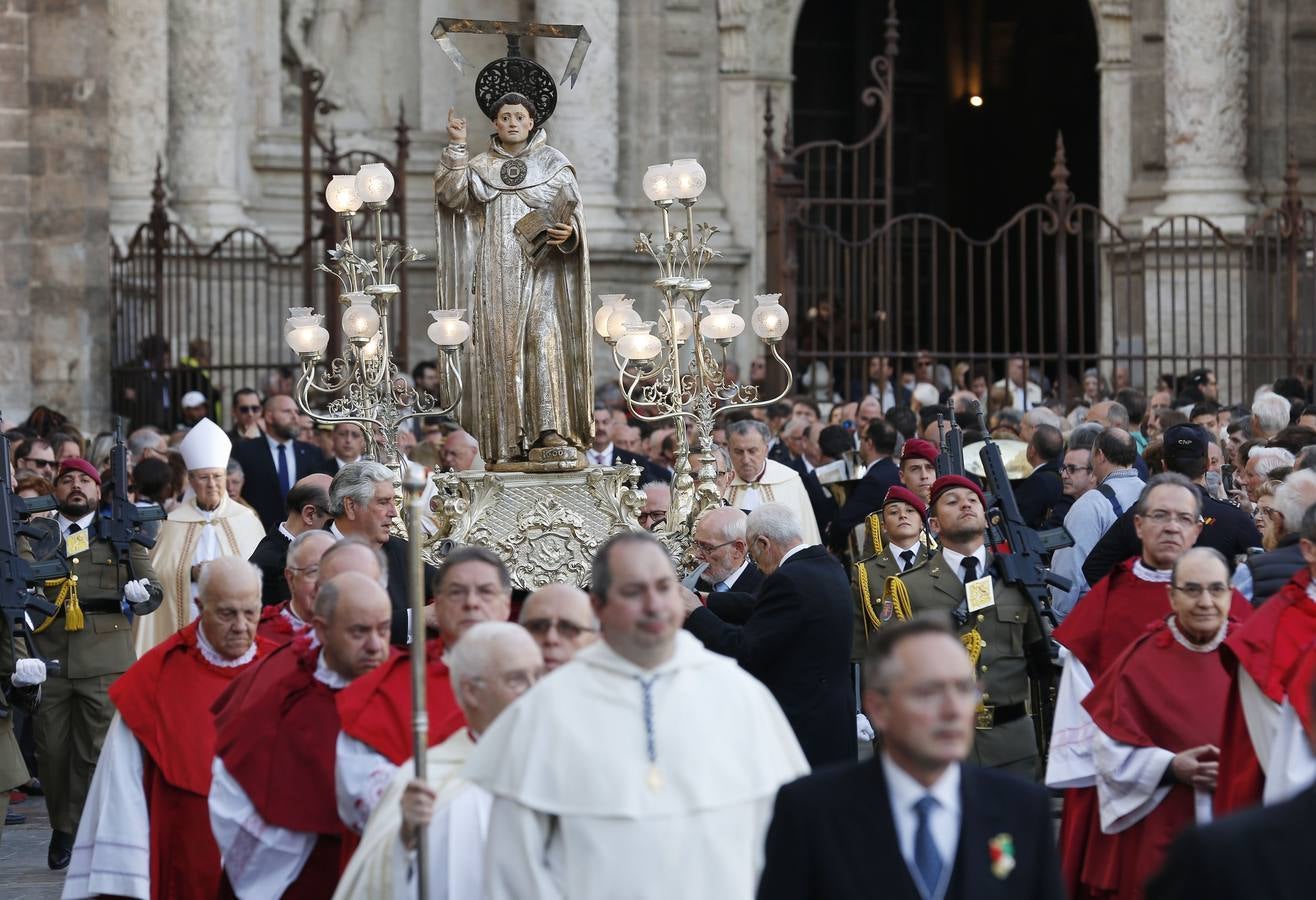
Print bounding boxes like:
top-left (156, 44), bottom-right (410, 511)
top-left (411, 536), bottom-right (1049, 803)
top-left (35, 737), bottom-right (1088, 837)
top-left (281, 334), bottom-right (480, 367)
top-left (849, 541), bottom-right (928, 662)
top-left (895, 549), bottom-right (1045, 769)
top-left (0, 619), bottom-right (37, 791)
top-left (21, 516), bottom-right (162, 679)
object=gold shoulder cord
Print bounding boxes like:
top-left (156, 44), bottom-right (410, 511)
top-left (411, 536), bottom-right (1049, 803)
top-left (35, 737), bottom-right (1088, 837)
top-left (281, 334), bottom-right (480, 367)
top-left (858, 568), bottom-right (913, 633)
top-left (867, 512), bottom-right (884, 556)
top-left (35, 574), bottom-right (84, 632)
top-left (960, 628), bottom-right (985, 667)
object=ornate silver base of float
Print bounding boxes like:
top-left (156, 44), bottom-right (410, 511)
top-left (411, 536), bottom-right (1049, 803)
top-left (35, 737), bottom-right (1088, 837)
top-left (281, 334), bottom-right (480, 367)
top-left (424, 465), bottom-right (647, 590)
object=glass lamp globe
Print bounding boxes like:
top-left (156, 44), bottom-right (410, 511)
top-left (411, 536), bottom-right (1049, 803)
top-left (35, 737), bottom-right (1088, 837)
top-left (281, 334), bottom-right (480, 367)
top-left (341, 292), bottom-right (381, 342)
top-left (641, 164), bottom-right (674, 203)
top-left (355, 163), bottom-right (395, 205)
top-left (325, 175), bottom-right (362, 214)
top-left (658, 302), bottom-right (693, 343)
top-left (670, 157), bottom-right (707, 200)
top-left (285, 309), bottom-right (329, 355)
top-left (699, 299), bottom-right (745, 341)
top-left (428, 309), bottom-right (472, 348)
top-left (616, 322), bottom-right (662, 361)
top-left (595, 294), bottom-right (627, 338)
top-left (750, 293), bottom-right (789, 341)
top-left (605, 298), bottom-right (642, 342)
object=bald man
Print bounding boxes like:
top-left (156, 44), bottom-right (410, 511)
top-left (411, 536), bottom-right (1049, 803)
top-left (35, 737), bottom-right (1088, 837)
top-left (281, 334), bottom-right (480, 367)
top-left (212, 574), bottom-right (394, 898)
top-left (249, 472), bottom-right (333, 606)
top-left (442, 429), bottom-right (482, 473)
top-left (519, 584), bottom-right (599, 671)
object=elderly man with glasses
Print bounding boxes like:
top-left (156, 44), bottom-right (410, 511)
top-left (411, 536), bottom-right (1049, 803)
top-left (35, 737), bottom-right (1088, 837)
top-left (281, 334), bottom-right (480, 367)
top-left (518, 583), bottom-right (599, 671)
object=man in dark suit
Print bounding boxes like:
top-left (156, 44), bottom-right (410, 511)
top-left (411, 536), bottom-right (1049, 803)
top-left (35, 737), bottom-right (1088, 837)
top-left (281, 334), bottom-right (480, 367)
top-left (325, 460), bottom-right (436, 646)
top-left (1013, 424), bottom-right (1064, 529)
top-left (230, 394), bottom-right (324, 533)
top-left (586, 408), bottom-right (671, 483)
top-left (829, 419), bottom-right (901, 552)
top-left (683, 502), bottom-right (852, 768)
top-left (757, 619), bottom-right (1064, 900)
top-left (247, 474), bottom-right (331, 605)
top-left (315, 422), bottom-right (365, 478)
top-left (692, 507), bottom-right (764, 624)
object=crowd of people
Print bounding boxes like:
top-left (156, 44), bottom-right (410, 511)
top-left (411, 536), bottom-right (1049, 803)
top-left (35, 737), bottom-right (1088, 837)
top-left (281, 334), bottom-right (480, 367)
top-left (0, 349), bottom-right (1314, 899)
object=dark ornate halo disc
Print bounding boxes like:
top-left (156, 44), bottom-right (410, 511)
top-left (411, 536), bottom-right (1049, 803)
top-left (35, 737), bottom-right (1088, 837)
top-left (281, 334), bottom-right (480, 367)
top-left (475, 56), bottom-right (558, 126)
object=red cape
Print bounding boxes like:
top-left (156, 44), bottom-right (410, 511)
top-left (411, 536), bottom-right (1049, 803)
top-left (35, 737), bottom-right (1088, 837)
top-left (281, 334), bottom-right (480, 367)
top-left (335, 637), bottom-right (467, 765)
top-left (1076, 619), bottom-right (1232, 900)
top-left (1054, 557), bottom-right (1252, 677)
top-left (109, 622), bottom-right (273, 900)
top-left (1216, 570), bottom-right (1316, 814)
top-left (256, 601), bottom-right (310, 646)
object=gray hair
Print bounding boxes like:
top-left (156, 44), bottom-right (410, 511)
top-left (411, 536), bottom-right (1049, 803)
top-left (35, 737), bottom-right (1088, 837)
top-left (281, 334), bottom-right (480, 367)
top-left (711, 444), bottom-right (733, 473)
top-left (226, 458), bottom-right (244, 476)
top-left (1271, 470), bottom-right (1316, 536)
top-left (1249, 446), bottom-right (1296, 480)
top-left (197, 557), bottom-right (262, 604)
top-left (746, 502), bottom-right (803, 546)
top-left (1134, 472), bottom-right (1202, 518)
top-left (329, 460), bottom-right (394, 517)
top-left (127, 426), bottom-right (166, 458)
top-left (286, 528), bottom-right (335, 569)
top-left (703, 507), bottom-right (747, 543)
top-left (782, 416), bottom-right (810, 438)
top-left (1251, 392), bottom-right (1291, 435)
top-left (1067, 422), bottom-right (1103, 452)
top-left (1023, 407), bottom-right (1062, 430)
top-left (1105, 402), bottom-right (1130, 429)
top-left (911, 382), bottom-right (940, 408)
top-left (446, 622), bottom-right (538, 712)
top-left (726, 419), bottom-right (771, 445)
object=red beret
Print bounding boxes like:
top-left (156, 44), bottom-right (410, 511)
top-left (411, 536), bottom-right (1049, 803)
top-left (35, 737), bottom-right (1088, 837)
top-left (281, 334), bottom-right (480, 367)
top-left (881, 485), bottom-right (927, 518)
top-left (930, 474), bottom-right (985, 509)
top-left (900, 438), bottom-right (940, 465)
top-left (56, 457), bottom-right (102, 486)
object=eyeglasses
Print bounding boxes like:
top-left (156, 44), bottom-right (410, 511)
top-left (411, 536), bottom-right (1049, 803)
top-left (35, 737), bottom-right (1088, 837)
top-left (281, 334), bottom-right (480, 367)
top-left (1171, 582), bottom-right (1231, 599)
top-left (1142, 510), bottom-right (1202, 527)
top-left (1061, 464), bottom-right (1091, 475)
top-left (693, 538), bottom-right (736, 555)
top-left (237, 405), bottom-right (261, 413)
top-left (20, 457), bottom-right (56, 469)
top-left (522, 617), bottom-right (596, 640)
top-left (638, 510), bottom-right (666, 526)
top-left (287, 565), bottom-right (320, 579)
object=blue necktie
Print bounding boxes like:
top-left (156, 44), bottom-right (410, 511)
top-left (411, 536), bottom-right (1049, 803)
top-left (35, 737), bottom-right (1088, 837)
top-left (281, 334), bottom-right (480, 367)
top-left (276, 443), bottom-right (291, 498)
top-left (913, 795), bottom-right (943, 897)
top-left (713, 581), bottom-right (728, 592)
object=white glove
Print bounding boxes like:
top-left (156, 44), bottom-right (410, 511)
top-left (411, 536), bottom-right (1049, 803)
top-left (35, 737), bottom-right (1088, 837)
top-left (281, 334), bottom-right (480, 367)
top-left (856, 713), bottom-right (875, 742)
top-left (12, 658), bottom-right (46, 687)
top-left (123, 577), bottom-right (151, 605)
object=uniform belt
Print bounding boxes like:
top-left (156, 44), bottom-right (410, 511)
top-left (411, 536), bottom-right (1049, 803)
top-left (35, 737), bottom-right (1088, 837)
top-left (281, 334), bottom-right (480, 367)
top-left (57, 599), bottom-right (121, 616)
top-left (974, 702), bottom-right (1027, 731)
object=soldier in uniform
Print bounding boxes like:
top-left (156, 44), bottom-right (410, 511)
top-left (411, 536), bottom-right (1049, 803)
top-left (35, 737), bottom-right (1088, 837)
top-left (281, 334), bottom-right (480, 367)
top-left (1, 620), bottom-right (46, 840)
top-left (849, 485), bottom-right (934, 665)
top-left (894, 474), bottom-right (1051, 779)
top-left (21, 458), bottom-right (162, 869)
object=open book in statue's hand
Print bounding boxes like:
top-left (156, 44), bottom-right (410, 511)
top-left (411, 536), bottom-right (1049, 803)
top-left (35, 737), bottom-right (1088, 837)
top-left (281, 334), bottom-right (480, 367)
top-left (515, 184), bottom-right (580, 264)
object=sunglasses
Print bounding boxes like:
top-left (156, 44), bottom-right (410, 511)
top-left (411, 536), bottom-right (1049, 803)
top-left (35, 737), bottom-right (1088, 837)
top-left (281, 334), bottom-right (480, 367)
top-left (20, 457), bottom-right (56, 469)
top-left (522, 617), bottom-right (596, 640)
top-left (237, 405), bottom-right (262, 413)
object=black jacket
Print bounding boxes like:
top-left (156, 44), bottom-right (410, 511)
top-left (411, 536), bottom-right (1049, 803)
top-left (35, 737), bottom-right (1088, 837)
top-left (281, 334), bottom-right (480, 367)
top-left (700, 560), bottom-right (765, 624)
top-left (1147, 784), bottom-right (1315, 900)
top-left (324, 524), bottom-right (436, 647)
top-left (231, 437), bottom-right (325, 534)
top-left (827, 456), bottom-right (899, 552)
top-left (249, 529), bottom-right (292, 606)
top-left (1082, 484), bottom-right (1261, 586)
top-left (685, 544), bottom-right (852, 768)
top-left (757, 759), bottom-right (1064, 900)
top-left (1245, 534), bottom-right (1307, 605)
top-left (1013, 458), bottom-right (1063, 530)
top-left (799, 469), bottom-right (838, 539)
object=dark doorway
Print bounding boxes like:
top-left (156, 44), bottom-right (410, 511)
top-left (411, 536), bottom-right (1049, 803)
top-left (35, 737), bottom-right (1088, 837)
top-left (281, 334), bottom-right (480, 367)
top-left (791, 0), bottom-right (1099, 235)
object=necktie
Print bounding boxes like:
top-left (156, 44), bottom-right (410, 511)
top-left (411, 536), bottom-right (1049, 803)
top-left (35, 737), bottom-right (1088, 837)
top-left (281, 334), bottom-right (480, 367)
top-left (961, 555), bottom-right (979, 583)
top-left (900, 549), bottom-right (915, 572)
top-left (913, 795), bottom-right (943, 896)
top-left (713, 581), bottom-right (728, 592)
top-left (66, 522), bottom-right (82, 536)
top-left (276, 443), bottom-right (291, 497)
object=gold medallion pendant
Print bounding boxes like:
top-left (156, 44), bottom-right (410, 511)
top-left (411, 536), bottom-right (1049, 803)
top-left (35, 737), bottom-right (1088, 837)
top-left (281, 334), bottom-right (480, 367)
top-left (646, 765), bottom-right (665, 793)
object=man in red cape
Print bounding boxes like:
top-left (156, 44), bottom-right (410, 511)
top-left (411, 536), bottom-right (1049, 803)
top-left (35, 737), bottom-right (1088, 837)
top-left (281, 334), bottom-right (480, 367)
top-left (63, 557), bottom-right (272, 900)
top-left (1215, 507), bottom-right (1316, 814)
top-left (256, 530), bottom-right (335, 646)
top-left (1045, 475), bottom-right (1251, 899)
top-left (1079, 547), bottom-right (1241, 899)
top-left (210, 572), bottom-right (393, 898)
top-left (333, 546), bottom-right (508, 835)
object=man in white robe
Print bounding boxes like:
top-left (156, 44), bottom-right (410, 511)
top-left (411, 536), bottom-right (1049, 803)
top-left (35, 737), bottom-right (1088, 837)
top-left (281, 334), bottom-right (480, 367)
top-left (136, 418), bottom-right (264, 654)
top-left (464, 531), bottom-right (809, 900)
top-left (723, 420), bottom-right (821, 544)
top-left (333, 622), bottom-right (543, 899)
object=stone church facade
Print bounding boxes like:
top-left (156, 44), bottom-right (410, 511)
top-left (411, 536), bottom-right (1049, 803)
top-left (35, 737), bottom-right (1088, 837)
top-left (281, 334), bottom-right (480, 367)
top-left (1, 0), bottom-right (1311, 425)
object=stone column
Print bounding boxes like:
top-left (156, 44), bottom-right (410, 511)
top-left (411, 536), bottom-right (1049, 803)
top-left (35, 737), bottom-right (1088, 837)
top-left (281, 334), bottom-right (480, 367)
top-left (1153, 0), bottom-right (1253, 231)
top-left (107, 0), bottom-right (168, 241)
top-left (168, 0), bottom-right (249, 240)
top-left (535, 0), bottom-right (626, 243)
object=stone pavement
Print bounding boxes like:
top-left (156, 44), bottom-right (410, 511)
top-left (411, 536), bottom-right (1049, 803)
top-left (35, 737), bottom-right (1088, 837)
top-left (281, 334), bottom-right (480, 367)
top-left (1, 792), bottom-right (65, 900)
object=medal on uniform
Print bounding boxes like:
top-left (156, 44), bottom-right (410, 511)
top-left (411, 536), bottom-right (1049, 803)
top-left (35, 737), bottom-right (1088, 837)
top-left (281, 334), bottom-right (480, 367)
top-left (65, 529), bottom-right (90, 557)
top-left (965, 575), bottom-right (996, 612)
top-left (646, 765), bottom-right (664, 793)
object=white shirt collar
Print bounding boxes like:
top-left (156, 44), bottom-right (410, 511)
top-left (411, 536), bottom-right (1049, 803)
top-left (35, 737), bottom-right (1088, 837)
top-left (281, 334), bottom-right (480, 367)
top-left (1306, 580), bottom-right (1316, 603)
top-left (940, 544), bottom-right (987, 582)
top-left (329, 522), bottom-right (346, 541)
top-left (589, 442), bottom-right (614, 460)
top-left (888, 537), bottom-right (921, 556)
top-left (56, 512), bottom-right (96, 535)
top-left (882, 752), bottom-right (961, 817)
top-left (1167, 615), bottom-right (1228, 652)
top-left (314, 648), bottom-right (350, 689)
top-left (195, 622), bottom-right (258, 668)
top-left (1132, 559), bottom-right (1173, 583)
top-left (778, 543), bottom-right (810, 568)
top-left (266, 433), bottom-right (291, 450)
top-left (801, 457), bottom-right (816, 474)
top-left (278, 522), bottom-right (298, 542)
top-left (336, 456), bottom-right (359, 468)
top-left (716, 557), bottom-right (750, 590)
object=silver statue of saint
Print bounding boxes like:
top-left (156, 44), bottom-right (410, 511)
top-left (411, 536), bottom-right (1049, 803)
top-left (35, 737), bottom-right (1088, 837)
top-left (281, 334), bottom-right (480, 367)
top-left (434, 93), bottom-right (592, 470)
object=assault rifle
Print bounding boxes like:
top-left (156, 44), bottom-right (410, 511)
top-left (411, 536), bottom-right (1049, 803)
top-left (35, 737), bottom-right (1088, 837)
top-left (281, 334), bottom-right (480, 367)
top-left (108, 418), bottom-right (166, 616)
top-left (0, 427), bottom-right (65, 676)
top-left (935, 413), bottom-right (965, 478)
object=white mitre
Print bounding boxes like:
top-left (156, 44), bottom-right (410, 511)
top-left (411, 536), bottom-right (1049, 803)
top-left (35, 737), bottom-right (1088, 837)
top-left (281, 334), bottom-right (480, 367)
top-left (179, 417), bottom-right (232, 471)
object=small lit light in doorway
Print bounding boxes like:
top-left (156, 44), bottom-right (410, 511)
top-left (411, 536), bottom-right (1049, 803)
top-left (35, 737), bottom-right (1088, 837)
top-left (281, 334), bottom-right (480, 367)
top-left (969, 95), bottom-right (984, 108)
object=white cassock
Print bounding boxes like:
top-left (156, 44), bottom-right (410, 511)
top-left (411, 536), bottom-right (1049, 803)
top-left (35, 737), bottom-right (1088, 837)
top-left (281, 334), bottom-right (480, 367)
top-left (464, 631), bottom-right (809, 900)
top-left (1044, 646), bottom-right (1098, 792)
top-left (724, 459), bottom-right (822, 544)
top-left (333, 729), bottom-right (488, 900)
top-left (1263, 699), bottom-right (1316, 804)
